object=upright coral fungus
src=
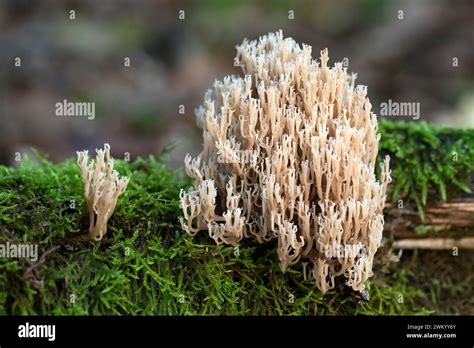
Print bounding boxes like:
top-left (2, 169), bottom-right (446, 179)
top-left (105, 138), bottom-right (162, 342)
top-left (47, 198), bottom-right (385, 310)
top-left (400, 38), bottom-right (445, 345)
top-left (77, 144), bottom-right (129, 241)
top-left (180, 31), bottom-right (391, 293)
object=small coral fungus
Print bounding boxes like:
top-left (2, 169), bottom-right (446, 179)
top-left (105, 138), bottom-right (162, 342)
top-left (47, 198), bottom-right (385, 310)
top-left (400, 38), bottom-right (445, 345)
top-left (77, 144), bottom-right (129, 241)
top-left (180, 31), bottom-right (391, 292)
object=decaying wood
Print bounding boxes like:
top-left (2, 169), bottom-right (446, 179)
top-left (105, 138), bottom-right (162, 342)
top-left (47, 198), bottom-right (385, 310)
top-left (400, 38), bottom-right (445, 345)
top-left (383, 194), bottom-right (474, 249)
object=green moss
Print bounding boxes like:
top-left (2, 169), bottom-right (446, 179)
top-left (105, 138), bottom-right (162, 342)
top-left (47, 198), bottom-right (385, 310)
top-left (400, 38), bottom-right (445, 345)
top-left (0, 120), bottom-right (472, 315)
top-left (378, 120), bottom-right (474, 221)
top-left (1, 154), bottom-right (438, 315)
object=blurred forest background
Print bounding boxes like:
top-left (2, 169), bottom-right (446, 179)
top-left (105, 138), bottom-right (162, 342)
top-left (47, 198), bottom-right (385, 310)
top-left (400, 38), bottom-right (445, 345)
top-left (0, 0), bottom-right (473, 167)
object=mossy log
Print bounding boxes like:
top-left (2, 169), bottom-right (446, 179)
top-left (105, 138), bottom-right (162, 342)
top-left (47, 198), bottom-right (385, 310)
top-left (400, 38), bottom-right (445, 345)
top-left (377, 121), bottom-right (474, 248)
top-left (0, 120), bottom-right (472, 315)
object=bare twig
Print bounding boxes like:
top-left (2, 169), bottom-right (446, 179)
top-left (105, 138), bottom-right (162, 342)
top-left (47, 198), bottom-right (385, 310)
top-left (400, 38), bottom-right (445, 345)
top-left (392, 237), bottom-right (474, 250)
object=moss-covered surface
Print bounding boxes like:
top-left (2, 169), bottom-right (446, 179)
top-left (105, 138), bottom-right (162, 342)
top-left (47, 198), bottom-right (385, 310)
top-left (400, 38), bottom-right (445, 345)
top-left (378, 120), bottom-right (474, 221)
top-left (0, 121), bottom-right (472, 315)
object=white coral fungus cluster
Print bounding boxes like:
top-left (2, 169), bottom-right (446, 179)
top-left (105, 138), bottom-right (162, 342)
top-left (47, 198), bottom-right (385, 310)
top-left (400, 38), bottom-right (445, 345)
top-left (77, 144), bottom-right (129, 241)
top-left (180, 31), bottom-right (391, 292)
